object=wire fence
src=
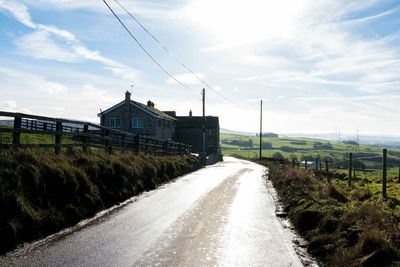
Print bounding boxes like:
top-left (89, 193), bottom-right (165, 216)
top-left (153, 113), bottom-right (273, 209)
top-left (284, 149), bottom-right (400, 198)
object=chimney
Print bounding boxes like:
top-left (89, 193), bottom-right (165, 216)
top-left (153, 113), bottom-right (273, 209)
top-left (125, 90), bottom-right (131, 102)
top-left (147, 100), bottom-right (154, 108)
top-left (189, 110), bottom-right (192, 117)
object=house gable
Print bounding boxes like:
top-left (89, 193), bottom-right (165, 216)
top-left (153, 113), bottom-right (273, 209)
top-left (98, 101), bottom-right (176, 122)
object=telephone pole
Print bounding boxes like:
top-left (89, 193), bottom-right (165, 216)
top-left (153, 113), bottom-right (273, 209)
top-left (259, 100), bottom-right (263, 160)
top-left (202, 88), bottom-right (206, 166)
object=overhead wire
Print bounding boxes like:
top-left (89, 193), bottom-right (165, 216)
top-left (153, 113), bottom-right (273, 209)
top-left (110, 0), bottom-right (247, 108)
top-left (102, 0), bottom-right (192, 91)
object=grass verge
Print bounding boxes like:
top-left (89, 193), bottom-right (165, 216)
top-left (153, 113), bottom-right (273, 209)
top-left (259, 161), bottom-right (400, 267)
top-left (0, 148), bottom-right (200, 254)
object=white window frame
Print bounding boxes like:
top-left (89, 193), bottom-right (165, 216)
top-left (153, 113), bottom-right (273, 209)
top-left (132, 117), bottom-right (144, 129)
top-left (109, 118), bottom-right (121, 128)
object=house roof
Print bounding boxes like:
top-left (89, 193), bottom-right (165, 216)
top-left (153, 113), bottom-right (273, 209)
top-left (176, 116), bottom-right (219, 128)
top-left (98, 100), bottom-right (177, 121)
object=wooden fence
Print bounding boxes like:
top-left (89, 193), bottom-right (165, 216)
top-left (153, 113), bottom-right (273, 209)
top-left (0, 111), bottom-right (191, 155)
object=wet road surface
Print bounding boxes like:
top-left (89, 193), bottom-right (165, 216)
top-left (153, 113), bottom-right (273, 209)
top-left (1, 157), bottom-right (303, 267)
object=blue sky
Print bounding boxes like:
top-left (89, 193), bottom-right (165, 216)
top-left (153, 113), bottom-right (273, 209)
top-left (1, 0), bottom-right (400, 135)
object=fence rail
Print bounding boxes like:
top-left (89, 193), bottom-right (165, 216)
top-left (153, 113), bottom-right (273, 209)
top-left (0, 111), bottom-right (191, 155)
top-left (278, 149), bottom-right (400, 199)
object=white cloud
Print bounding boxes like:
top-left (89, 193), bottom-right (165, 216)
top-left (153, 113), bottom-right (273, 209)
top-left (15, 30), bottom-right (80, 62)
top-left (4, 0), bottom-right (140, 82)
top-left (166, 72), bottom-right (204, 85)
top-left (0, 0), bottom-right (36, 28)
top-left (2, 100), bottom-right (17, 109)
top-left (38, 81), bottom-right (68, 94)
top-left (19, 0), bottom-right (178, 19)
top-left (225, 1), bottom-right (400, 96)
top-left (0, 100), bottom-right (32, 114)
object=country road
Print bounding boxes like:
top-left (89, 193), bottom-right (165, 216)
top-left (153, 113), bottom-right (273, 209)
top-left (1, 157), bottom-right (306, 267)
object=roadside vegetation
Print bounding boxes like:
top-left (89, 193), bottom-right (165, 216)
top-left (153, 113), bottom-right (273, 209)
top-left (0, 148), bottom-right (200, 254)
top-left (221, 133), bottom-right (400, 187)
top-left (260, 162), bottom-right (400, 267)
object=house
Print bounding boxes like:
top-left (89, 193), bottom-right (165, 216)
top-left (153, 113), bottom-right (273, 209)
top-left (175, 111), bottom-right (221, 163)
top-left (98, 91), bottom-right (176, 140)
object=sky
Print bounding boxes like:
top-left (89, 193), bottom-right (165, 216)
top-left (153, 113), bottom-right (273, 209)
top-left (1, 0), bottom-right (400, 135)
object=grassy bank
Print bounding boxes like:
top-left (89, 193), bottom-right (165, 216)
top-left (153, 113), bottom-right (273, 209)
top-left (261, 161), bottom-right (400, 267)
top-left (0, 149), bottom-right (200, 254)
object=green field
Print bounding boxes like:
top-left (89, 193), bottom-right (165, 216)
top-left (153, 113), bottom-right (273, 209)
top-left (220, 132), bottom-right (400, 183)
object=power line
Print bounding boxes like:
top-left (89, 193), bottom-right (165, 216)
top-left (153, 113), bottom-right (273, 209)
top-left (102, 0), bottom-right (192, 91)
top-left (111, 0), bottom-right (244, 107)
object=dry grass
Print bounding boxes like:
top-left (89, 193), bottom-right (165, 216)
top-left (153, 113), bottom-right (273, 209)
top-left (263, 162), bottom-right (400, 267)
top-left (0, 148), bottom-right (200, 254)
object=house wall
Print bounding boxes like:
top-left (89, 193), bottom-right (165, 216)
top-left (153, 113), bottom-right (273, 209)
top-left (177, 127), bottom-right (219, 154)
top-left (101, 102), bottom-right (175, 139)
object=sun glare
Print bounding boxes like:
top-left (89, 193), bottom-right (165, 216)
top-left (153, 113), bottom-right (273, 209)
top-left (184, 0), bottom-right (310, 49)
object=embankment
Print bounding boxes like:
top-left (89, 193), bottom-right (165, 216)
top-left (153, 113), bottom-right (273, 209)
top-left (0, 149), bottom-right (200, 254)
top-left (261, 162), bottom-right (400, 267)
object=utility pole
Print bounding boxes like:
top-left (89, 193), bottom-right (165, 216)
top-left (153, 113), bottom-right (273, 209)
top-left (259, 100), bottom-right (263, 160)
top-left (202, 88), bottom-right (206, 166)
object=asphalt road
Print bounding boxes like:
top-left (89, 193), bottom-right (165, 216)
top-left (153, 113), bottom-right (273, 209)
top-left (1, 157), bottom-right (304, 267)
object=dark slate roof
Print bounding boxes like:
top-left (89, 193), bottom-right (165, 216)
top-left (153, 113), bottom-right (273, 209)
top-left (163, 111), bottom-right (176, 118)
top-left (98, 100), bottom-right (177, 121)
top-left (176, 116), bottom-right (219, 128)
top-left (132, 101), bottom-right (177, 121)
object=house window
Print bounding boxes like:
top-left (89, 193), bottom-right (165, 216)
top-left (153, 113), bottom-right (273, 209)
top-left (109, 118), bottom-right (121, 128)
top-left (132, 117), bottom-right (144, 128)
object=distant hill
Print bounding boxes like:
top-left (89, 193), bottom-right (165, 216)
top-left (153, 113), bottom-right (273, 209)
top-left (220, 128), bottom-right (256, 136)
top-left (221, 129), bottom-right (400, 149)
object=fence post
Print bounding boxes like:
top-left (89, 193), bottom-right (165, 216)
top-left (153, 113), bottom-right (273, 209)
top-left (135, 134), bottom-right (140, 154)
top-left (12, 116), bottom-right (22, 147)
top-left (178, 143), bottom-right (182, 155)
top-left (55, 121), bottom-right (62, 154)
top-left (315, 157), bottom-right (319, 171)
top-left (325, 160), bottom-right (330, 183)
top-left (82, 124), bottom-right (88, 152)
top-left (291, 158), bottom-right (295, 168)
top-left (383, 149), bottom-right (387, 198)
top-left (164, 140), bottom-right (169, 155)
top-left (398, 165), bottom-right (400, 184)
top-left (121, 134), bottom-right (125, 150)
top-left (297, 161), bottom-right (300, 169)
top-left (305, 160), bottom-right (308, 170)
top-left (348, 152), bottom-right (353, 187)
top-left (104, 130), bottom-right (112, 153)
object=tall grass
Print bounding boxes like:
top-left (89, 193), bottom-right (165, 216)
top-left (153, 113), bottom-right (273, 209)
top-left (263, 162), bottom-right (400, 266)
top-left (0, 149), bottom-right (200, 254)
